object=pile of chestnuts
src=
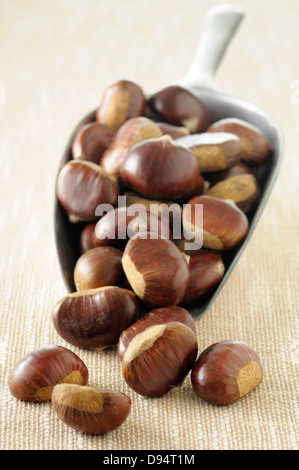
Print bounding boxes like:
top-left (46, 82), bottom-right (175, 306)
top-left (57, 78), bottom-right (271, 313)
top-left (8, 79), bottom-right (269, 435)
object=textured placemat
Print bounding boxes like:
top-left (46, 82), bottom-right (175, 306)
top-left (0, 0), bottom-right (298, 450)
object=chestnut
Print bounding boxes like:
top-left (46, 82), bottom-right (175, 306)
top-left (207, 118), bottom-right (271, 165)
top-left (205, 161), bottom-right (256, 187)
top-left (117, 305), bottom-right (196, 361)
top-left (176, 132), bottom-right (241, 173)
top-left (121, 322), bottom-right (198, 397)
top-left (72, 122), bottom-right (116, 164)
top-left (120, 135), bottom-right (200, 201)
top-left (191, 340), bottom-right (263, 405)
top-left (78, 223), bottom-right (96, 254)
top-left (93, 205), bottom-right (172, 249)
top-left (206, 173), bottom-right (261, 214)
top-left (52, 384), bottom-right (131, 434)
top-left (73, 246), bottom-right (124, 291)
top-left (148, 84), bottom-right (208, 133)
top-left (122, 232), bottom-right (190, 307)
top-left (182, 195), bottom-right (248, 250)
top-left (181, 251), bottom-right (225, 306)
top-left (96, 79), bottom-right (146, 130)
top-left (56, 160), bottom-right (120, 222)
top-left (179, 171), bottom-right (205, 202)
top-left (52, 286), bottom-right (140, 350)
top-left (100, 116), bottom-right (162, 176)
top-left (8, 345), bottom-right (88, 402)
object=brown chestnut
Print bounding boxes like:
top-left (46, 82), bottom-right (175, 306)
top-left (183, 195), bottom-right (248, 250)
top-left (207, 118), bottom-right (271, 165)
top-left (121, 322), bottom-right (198, 397)
top-left (78, 223), bottom-right (96, 254)
top-left (56, 160), bottom-right (120, 222)
top-left (100, 116), bottom-right (162, 176)
top-left (8, 345), bottom-right (88, 402)
top-left (74, 246), bottom-right (124, 291)
top-left (206, 174), bottom-right (261, 214)
top-left (117, 305), bottom-right (196, 361)
top-left (72, 122), bottom-right (116, 164)
top-left (122, 233), bottom-right (190, 307)
top-left (205, 161), bottom-right (256, 187)
top-left (191, 340), bottom-right (263, 405)
top-left (176, 132), bottom-right (241, 172)
top-left (52, 286), bottom-right (140, 350)
top-left (52, 384), bottom-right (131, 434)
top-left (179, 171), bottom-right (205, 202)
top-left (96, 79), bottom-right (146, 130)
top-left (181, 251), bottom-right (225, 306)
top-left (93, 205), bottom-right (172, 249)
top-left (120, 135), bottom-right (200, 201)
top-left (148, 85), bottom-right (208, 133)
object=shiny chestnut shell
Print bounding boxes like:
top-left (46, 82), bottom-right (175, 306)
top-left (181, 251), bottom-right (225, 306)
top-left (191, 340), bottom-right (263, 405)
top-left (122, 233), bottom-right (190, 308)
top-left (207, 117), bottom-right (271, 165)
top-left (8, 345), bottom-right (88, 402)
top-left (117, 305), bottom-right (196, 361)
top-left (183, 195), bottom-right (249, 250)
top-left (121, 322), bottom-right (198, 397)
top-left (100, 116), bottom-right (162, 176)
top-left (73, 246), bottom-right (124, 291)
top-left (148, 85), bottom-right (208, 133)
top-left (56, 160), bottom-right (120, 222)
top-left (52, 286), bottom-right (140, 350)
top-left (52, 384), bottom-right (131, 435)
top-left (78, 223), bottom-right (96, 254)
top-left (120, 135), bottom-right (200, 201)
top-left (72, 122), bottom-right (116, 164)
top-left (96, 79), bottom-right (146, 130)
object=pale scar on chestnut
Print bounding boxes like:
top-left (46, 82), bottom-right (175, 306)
top-left (53, 384), bottom-right (105, 413)
top-left (35, 370), bottom-right (86, 401)
top-left (123, 324), bottom-right (166, 362)
top-left (237, 360), bottom-right (263, 398)
top-left (122, 254), bottom-right (146, 299)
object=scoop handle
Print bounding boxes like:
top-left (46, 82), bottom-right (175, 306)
top-left (181, 4), bottom-right (245, 90)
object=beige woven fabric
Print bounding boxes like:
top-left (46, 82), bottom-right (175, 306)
top-left (0, 0), bottom-right (298, 450)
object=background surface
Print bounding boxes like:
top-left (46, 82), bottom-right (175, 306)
top-left (0, 0), bottom-right (298, 450)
